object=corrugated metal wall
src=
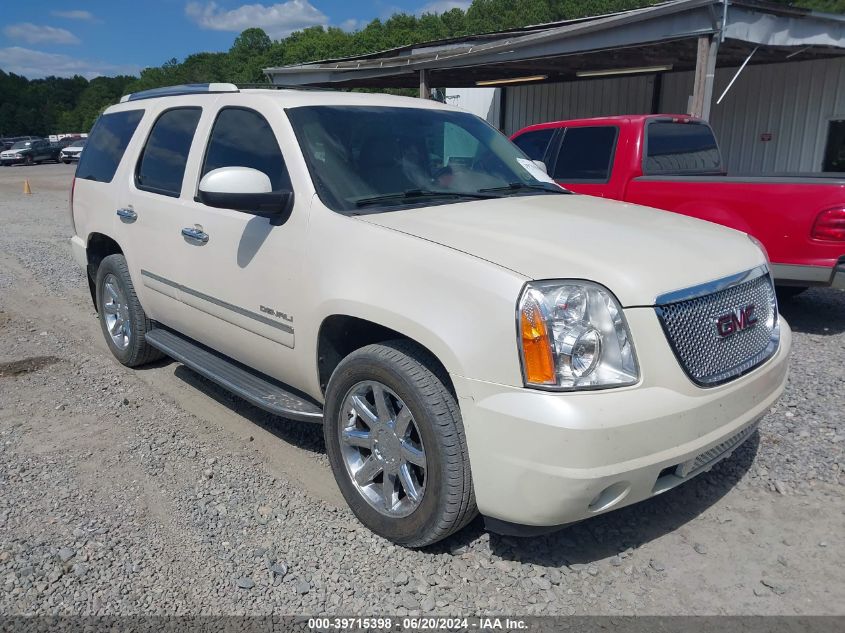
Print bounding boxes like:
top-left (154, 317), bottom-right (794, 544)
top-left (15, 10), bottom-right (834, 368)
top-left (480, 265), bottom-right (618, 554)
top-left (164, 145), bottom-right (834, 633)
top-left (499, 57), bottom-right (845, 173)
top-left (502, 75), bottom-right (655, 135)
top-left (659, 57), bottom-right (845, 173)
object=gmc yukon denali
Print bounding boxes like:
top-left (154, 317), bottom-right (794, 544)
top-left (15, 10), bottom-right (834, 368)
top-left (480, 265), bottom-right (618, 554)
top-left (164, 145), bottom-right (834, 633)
top-left (69, 84), bottom-right (791, 546)
top-left (512, 115), bottom-right (845, 297)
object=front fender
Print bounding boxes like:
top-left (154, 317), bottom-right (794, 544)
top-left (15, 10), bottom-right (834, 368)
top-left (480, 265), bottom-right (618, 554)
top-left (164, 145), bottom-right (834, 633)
top-left (297, 206), bottom-right (529, 396)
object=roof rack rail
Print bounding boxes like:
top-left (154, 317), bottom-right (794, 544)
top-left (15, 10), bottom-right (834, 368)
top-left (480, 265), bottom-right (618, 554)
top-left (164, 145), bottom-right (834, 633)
top-left (120, 83), bottom-right (239, 103)
top-left (236, 82), bottom-right (332, 91)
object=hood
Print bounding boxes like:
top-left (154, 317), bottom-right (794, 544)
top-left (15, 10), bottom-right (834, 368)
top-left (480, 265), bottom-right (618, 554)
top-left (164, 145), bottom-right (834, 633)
top-left (358, 194), bottom-right (766, 306)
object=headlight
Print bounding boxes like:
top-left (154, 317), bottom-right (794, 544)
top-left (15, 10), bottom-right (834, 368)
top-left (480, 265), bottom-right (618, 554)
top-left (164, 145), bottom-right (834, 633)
top-left (517, 280), bottom-right (639, 390)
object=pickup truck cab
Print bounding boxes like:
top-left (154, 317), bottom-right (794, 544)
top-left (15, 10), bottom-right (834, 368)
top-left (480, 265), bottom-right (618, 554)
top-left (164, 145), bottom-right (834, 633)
top-left (0, 138), bottom-right (57, 166)
top-left (512, 115), bottom-right (845, 294)
top-left (69, 85), bottom-right (790, 546)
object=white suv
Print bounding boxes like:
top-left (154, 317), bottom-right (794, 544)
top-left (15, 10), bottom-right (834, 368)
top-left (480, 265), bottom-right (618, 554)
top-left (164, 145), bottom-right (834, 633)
top-left (69, 84), bottom-right (791, 547)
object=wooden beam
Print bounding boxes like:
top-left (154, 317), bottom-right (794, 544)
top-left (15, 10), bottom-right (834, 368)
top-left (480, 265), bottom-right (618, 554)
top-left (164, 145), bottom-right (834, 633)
top-left (419, 69), bottom-right (431, 99)
top-left (689, 35), bottom-right (719, 120)
top-left (688, 35), bottom-right (710, 117)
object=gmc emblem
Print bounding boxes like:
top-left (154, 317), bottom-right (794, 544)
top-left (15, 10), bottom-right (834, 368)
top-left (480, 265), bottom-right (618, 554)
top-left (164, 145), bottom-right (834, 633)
top-left (716, 305), bottom-right (758, 338)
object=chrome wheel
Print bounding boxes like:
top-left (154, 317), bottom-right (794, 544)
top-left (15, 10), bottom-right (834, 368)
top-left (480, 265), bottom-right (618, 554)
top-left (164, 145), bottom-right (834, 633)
top-left (339, 381), bottom-right (427, 518)
top-left (102, 274), bottom-right (131, 350)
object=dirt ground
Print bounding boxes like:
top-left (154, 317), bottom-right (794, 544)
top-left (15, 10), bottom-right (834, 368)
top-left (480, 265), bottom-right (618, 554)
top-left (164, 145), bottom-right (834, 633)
top-left (0, 163), bottom-right (843, 616)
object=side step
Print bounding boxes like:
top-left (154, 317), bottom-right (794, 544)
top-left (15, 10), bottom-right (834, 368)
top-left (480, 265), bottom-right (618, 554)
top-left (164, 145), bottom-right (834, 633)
top-left (145, 329), bottom-right (323, 423)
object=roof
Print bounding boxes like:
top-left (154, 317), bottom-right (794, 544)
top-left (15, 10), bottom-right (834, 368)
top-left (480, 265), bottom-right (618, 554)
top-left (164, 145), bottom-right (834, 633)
top-left (264, 0), bottom-right (845, 89)
top-left (110, 86), bottom-right (460, 113)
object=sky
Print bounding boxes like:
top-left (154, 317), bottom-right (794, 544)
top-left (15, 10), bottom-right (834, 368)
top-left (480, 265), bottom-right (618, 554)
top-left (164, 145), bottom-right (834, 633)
top-left (0, 0), bottom-right (472, 80)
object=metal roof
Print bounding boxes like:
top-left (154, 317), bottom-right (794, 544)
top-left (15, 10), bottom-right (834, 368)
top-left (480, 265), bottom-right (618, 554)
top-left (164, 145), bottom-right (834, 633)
top-left (264, 0), bottom-right (845, 89)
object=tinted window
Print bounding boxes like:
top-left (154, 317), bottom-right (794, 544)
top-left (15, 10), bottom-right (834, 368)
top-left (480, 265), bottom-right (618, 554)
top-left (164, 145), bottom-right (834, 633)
top-left (77, 110), bottom-right (143, 183)
top-left (553, 126), bottom-right (617, 181)
top-left (201, 108), bottom-right (290, 190)
top-left (513, 128), bottom-right (555, 161)
top-left (136, 108), bottom-right (201, 196)
top-left (823, 120), bottom-right (845, 172)
top-left (287, 106), bottom-right (563, 214)
top-left (645, 122), bottom-right (721, 174)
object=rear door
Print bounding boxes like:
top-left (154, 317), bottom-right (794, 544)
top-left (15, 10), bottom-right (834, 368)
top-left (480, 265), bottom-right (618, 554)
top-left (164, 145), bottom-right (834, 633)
top-left (117, 104), bottom-right (204, 330)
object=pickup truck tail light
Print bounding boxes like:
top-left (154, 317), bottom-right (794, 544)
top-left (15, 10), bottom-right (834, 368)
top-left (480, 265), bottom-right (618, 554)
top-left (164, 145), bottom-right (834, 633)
top-left (812, 207), bottom-right (845, 241)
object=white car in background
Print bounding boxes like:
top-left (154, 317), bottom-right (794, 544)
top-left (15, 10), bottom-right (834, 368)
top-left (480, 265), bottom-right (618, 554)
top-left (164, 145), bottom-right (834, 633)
top-left (60, 139), bottom-right (86, 164)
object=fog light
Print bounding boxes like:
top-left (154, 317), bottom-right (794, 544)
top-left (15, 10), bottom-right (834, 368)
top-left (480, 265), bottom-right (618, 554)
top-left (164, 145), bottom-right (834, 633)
top-left (588, 481), bottom-right (630, 513)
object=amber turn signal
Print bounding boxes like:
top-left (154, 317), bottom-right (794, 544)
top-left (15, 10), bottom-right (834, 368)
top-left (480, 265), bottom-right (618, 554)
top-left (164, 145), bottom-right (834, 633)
top-left (520, 300), bottom-right (556, 385)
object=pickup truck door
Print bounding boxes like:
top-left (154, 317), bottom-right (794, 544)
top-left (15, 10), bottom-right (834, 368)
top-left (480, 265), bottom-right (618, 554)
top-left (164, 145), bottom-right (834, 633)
top-left (161, 102), bottom-right (307, 385)
top-left (546, 125), bottom-right (624, 199)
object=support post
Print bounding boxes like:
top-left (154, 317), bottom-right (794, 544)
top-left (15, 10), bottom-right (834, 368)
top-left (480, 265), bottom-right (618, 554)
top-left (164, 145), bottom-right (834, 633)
top-left (419, 69), bottom-right (430, 99)
top-left (688, 35), bottom-right (719, 120)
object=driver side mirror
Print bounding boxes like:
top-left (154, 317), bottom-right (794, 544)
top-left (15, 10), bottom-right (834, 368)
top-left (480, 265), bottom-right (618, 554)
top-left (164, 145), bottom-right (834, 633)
top-left (197, 167), bottom-right (293, 223)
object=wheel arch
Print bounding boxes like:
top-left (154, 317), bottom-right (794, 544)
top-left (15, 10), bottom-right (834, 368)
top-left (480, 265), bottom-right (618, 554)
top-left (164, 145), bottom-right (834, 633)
top-left (316, 313), bottom-right (457, 398)
top-left (85, 233), bottom-right (124, 309)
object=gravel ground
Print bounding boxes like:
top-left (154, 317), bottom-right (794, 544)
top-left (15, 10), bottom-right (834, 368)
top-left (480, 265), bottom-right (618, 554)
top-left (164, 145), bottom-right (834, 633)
top-left (0, 163), bottom-right (843, 616)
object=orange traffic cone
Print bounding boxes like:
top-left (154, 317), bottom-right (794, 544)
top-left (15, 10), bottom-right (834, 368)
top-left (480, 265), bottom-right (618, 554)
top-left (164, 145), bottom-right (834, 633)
top-left (23, 180), bottom-right (32, 195)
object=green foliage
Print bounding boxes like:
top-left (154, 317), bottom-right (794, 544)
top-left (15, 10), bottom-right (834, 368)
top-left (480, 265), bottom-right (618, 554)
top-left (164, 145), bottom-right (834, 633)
top-left (0, 0), bottom-right (840, 135)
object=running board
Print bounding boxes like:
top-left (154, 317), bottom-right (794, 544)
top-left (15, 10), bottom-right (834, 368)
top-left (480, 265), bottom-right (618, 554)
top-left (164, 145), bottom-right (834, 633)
top-left (145, 329), bottom-right (323, 423)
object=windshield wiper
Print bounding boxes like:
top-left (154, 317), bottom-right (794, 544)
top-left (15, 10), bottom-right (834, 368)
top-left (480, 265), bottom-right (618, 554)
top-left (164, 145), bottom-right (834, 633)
top-left (479, 182), bottom-right (570, 195)
top-left (355, 189), bottom-right (502, 208)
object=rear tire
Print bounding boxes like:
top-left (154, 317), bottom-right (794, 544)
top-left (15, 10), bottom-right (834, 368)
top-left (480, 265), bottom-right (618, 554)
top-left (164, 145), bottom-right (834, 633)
top-left (324, 341), bottom-right (476, 547)
top-left (95, 254), bottom-right (163, 367)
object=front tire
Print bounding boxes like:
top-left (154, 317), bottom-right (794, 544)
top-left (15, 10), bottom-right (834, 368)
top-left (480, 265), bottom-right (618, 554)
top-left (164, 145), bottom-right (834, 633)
top-left (324, 341), bottom-right (476, 547)
top-left (95, 254), bottom-right (163, 367)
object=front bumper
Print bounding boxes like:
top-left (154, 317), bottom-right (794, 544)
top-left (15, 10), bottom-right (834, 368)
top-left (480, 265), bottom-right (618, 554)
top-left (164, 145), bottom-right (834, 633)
top-left (771, 259), bottom-right (845, 289)
top-left (0, 155), bottom-right (24, 165)
top-left (60, 153), bottom-right (81, 162)
top-left (455, 308), bottom-right (792, 528)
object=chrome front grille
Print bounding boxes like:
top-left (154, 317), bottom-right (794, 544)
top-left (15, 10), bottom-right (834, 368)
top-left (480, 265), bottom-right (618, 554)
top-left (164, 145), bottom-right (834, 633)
top-left (675, 422), bottom-right (758, 478)
top-left (655, 266), bottom-right (779, 387)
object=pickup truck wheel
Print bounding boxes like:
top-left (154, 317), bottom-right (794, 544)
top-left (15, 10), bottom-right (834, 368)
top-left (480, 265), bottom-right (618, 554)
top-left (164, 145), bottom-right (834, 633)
top-left (95, 254), bottom-right (163, 367)
top-left (324, 341), bottom-right (476, 547)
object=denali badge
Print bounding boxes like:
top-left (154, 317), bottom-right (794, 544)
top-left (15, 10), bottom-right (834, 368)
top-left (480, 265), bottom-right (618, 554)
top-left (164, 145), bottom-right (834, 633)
top-left (716, 305), bottom-right (758, 338)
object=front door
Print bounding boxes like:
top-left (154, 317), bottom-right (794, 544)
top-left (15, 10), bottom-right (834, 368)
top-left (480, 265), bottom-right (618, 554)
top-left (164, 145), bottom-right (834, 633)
top-left (163, 102), bottom-right (307, 385)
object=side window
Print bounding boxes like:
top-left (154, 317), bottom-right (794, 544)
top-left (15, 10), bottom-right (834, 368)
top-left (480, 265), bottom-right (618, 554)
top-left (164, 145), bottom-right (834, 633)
top-left (201, 108), bottom-right (290, 190)
top-left (644, 122), bottom-right (721, 174)
top-left (135, 107), bottom-right (201, 197)
top-left (512, 128), bottom-right (555, 161)
top-left (552, 126), bottom-right (618, 182)
top-left (77, 110), bottom-right (144, 183)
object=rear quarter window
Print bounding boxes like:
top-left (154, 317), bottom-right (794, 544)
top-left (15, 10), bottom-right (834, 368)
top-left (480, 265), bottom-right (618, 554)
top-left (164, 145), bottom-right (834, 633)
top-left (644, 122), bottom-right (722, 174)
top-left (77, 109), bottom-right (144, 183)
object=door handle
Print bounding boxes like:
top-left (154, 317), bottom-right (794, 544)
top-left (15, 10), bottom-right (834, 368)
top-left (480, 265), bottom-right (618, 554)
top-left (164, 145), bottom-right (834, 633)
top-left (116, 208), bottom-right (137, 222)
top-left (181, 227), bottom-right (209, 245)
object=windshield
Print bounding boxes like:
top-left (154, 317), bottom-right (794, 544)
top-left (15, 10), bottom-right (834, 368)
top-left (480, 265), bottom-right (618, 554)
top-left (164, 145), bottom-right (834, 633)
top-left (286, 105), bottom-right (562, 213)
top-left (11, 141), bottom-right (31, 150)
top-left (69, 140), bottom-right (86, 148)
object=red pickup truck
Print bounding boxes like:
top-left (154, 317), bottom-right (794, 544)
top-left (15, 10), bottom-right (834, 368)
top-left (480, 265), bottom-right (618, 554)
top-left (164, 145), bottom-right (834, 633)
top-left (511, 114), bottom-right (845, 295)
